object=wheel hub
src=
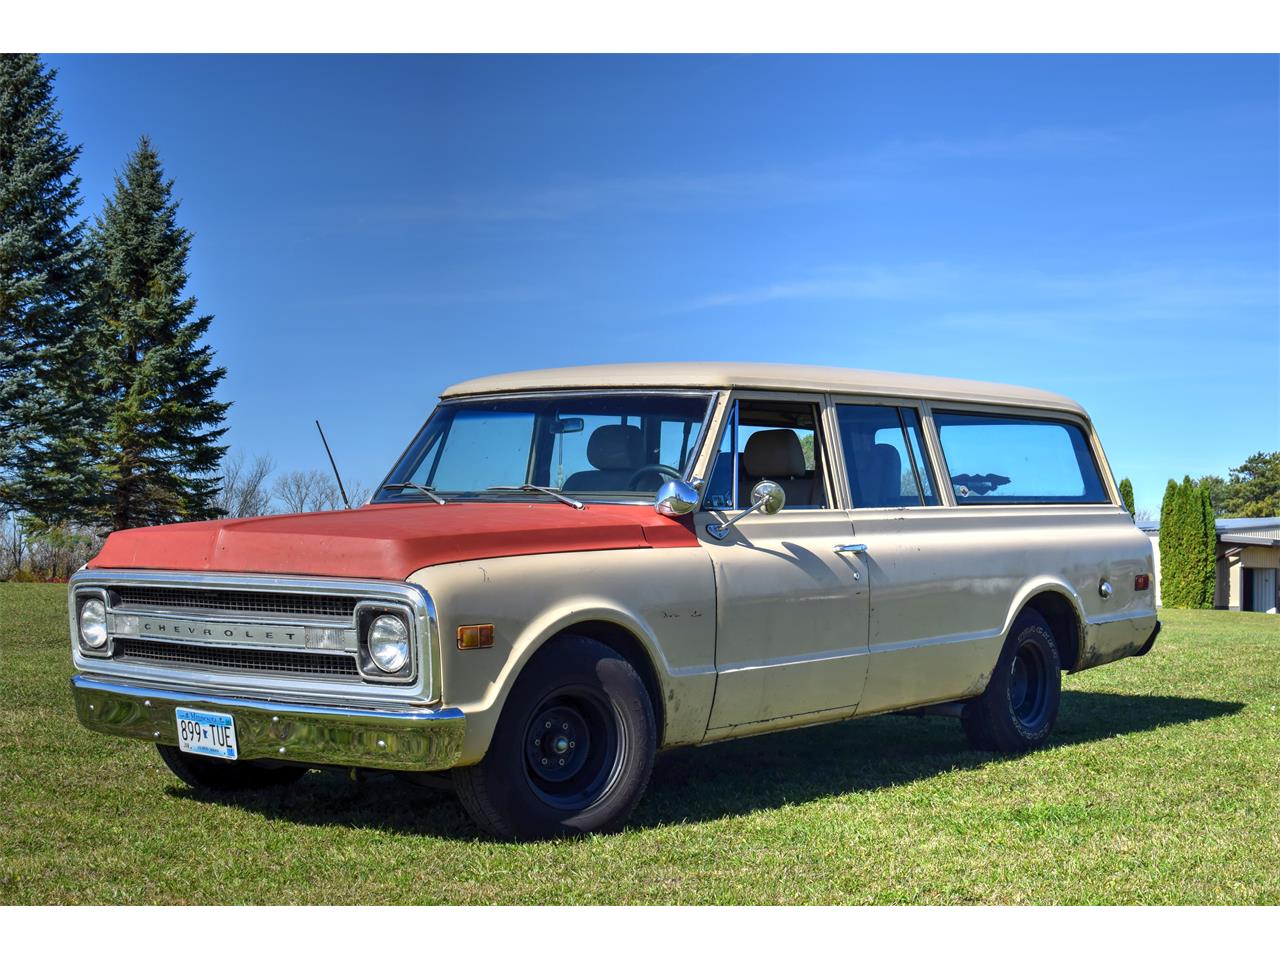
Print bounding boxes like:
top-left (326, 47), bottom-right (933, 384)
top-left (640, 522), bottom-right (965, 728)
top-left (1009, 637), bottom-right (1049, 728)
top-left (525, 704), bottom-right (589, 784)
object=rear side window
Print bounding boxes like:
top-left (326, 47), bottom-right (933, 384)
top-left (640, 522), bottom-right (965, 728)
top-left (933, 411), bottom-right (1107, 505)
top-left (837, 404), bottom-right (938, 507)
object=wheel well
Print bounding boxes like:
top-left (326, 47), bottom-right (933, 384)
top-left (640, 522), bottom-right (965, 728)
top-left (548, 620), bottom-right (666, 746)
top-left (1023, 590), bottom-right (1082, 671)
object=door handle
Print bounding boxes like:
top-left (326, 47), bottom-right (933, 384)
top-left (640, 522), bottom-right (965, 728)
top-left (834, 543), bottom-right (868, 554)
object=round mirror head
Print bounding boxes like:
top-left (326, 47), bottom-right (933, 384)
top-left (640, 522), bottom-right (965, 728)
top-left (655, 479), bottom-right (699, 517)
top-left (750, 480), bottom-right (785, 515)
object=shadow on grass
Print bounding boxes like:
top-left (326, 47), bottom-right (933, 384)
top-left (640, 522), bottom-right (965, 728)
top-left (172, 690), bottom-right (1241, 841)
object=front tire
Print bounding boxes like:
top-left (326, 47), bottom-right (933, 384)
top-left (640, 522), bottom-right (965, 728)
top-left (156, 744), bottom-right (307, 791)
top-left (453, 635), bottom-right (657, 840)
top-left (962, 608), bottom-right (1061, 752)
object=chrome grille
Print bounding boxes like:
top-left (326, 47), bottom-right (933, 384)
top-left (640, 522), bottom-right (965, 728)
top-left (113, 586), bottom-right (357, 619)
top-left (115, 638), bottom-right (360, 678)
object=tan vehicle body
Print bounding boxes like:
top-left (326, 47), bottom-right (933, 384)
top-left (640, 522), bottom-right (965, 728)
top-left (70, 363), bottom-right (1158, 836)
top-left (417, 364), bottom-right (1156, 762)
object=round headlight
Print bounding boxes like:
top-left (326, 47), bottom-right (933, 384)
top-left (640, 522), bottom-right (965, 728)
top-left (368, 614), bottom-right (410, 673)
top-left (79, 598), bottom-right (108, 649)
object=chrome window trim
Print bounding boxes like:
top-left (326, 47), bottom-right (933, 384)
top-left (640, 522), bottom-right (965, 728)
top-left (929, 405), bottom-right (1111, 508)
top-left (68, 569), bottom-right (442, 704)
top-left (698, 390), bottom-right (837, 512)
top-left (373, 388), bottom-right (719, 506)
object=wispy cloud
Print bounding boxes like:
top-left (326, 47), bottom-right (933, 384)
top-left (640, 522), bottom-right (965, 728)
top-left (358, 123), bottom-right (1118, 225)
top-left (299, 286), bottom-right (548, 310)
top-left (378, 169), bottom-right (865, 223)
top-left (864, 126), bottom-right (1120, 167)
top-left (674, 262), bottom-right (1278, 316)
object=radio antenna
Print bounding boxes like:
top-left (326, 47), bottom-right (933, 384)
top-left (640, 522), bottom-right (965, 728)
top-left (315, 420), bottom-right (352, 510)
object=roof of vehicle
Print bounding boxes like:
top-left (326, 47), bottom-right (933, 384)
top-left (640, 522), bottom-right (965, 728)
top-left (441, 362), bottom-right (1087, 416)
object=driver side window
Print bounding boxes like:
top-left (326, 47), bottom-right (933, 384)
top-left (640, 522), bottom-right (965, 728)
top-left (702, 399), bottom-right (829, 510)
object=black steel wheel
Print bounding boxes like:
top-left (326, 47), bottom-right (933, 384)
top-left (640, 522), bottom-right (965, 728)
top-left (962, 608), bottom-right (1062, 752)
top-left (453, 635), bottom-right (656, 840)
top-left (156, 744), bottom-right (308, 791)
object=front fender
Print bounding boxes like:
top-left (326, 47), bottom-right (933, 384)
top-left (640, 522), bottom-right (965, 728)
top-left (407, 548), bottom-right (717, 765)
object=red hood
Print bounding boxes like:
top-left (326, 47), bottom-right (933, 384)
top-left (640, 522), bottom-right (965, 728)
top-left (88, 501), bottom-right (699, 580)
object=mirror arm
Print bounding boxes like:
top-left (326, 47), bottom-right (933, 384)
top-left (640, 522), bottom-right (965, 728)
top-left (706, 500), bottom-right (765, 540)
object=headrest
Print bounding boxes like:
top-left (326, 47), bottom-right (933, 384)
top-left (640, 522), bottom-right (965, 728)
top-left (743, 429), bottom-right (807, 478)
top-left (587, 424), bottom-right (644, 470)
top-left (871, 443), bottom-right (902, 496)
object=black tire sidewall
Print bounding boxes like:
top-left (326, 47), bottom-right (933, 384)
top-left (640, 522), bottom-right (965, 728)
top-left (468, 636), bottom-right (656, 839)
top-left (1003, 622), bottom-right (1060, 743)
top-left (965, 610), bottom-right (1062, 752)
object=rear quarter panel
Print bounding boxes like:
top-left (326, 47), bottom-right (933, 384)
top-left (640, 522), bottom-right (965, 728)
top-left (850, 503), bottom-right (1157, 716)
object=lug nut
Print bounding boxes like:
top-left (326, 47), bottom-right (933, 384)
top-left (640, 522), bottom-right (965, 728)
top-left (559, 759), bottom-right (565, 766)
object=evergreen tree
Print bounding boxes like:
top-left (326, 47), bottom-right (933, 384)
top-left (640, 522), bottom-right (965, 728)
top-left (1118, 477), bottom-right (1135, 517)
top-left (0, 54), bottom-right (98, 525)
top-left (87, 137), bottom-right (228, 529)
top-left (1198, 484), bottom-right (1217, 608)
top-left (1158, 478), bottom-right (1180, 606)
top-left (1160, 476), bottom-right (1218, 609)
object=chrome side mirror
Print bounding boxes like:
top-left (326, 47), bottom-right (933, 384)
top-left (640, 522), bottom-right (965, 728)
top-left (706, 480), bottom-right (786, 540)
top-left (751, 480), bottom-right (785, 516)
top-left (654, 479), bottom-right (700, 517)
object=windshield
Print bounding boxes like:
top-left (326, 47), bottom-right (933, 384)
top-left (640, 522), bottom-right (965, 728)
top-left (374, 391), bottom-right (714, 503)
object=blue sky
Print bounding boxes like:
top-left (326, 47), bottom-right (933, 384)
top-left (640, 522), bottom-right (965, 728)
top-left (45, 54), bottom-right (1278, 513)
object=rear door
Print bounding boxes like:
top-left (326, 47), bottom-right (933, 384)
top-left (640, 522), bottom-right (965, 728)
top-left (827, 396), bottom-right (996, 715)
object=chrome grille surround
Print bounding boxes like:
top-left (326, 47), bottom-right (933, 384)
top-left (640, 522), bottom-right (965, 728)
top-left (68, 569), bottom-right (440, 705)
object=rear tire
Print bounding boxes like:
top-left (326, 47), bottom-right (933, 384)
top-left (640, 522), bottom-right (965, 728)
top-left (962, 608), bottom-right (1061, 752)
top-left (156, 744), bottom-right (307, 791)
top-left (453, 635), bottom-right (657, 840)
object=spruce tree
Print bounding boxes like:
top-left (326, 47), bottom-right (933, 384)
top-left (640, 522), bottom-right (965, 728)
top-left (1118, 477), bottom-right (1135, 517)
top-left (87, 137), bottom-right (228, 529)
top-left (0, 54), bottom-right (98, 525)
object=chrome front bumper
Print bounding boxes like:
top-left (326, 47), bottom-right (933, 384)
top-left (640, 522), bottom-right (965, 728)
top-left (71, 674), bottom-right (466, 772)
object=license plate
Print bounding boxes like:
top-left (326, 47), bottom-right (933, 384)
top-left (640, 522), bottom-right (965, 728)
top-left (175, 707), bottom-right (238, 760)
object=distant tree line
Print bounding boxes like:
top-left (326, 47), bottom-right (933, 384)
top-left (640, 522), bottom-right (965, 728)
top-left (1196, 451), bottom-right (1280, 519)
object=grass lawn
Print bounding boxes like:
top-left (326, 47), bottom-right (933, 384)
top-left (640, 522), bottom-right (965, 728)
top-left (2, 581), bottom-right (1277, 904)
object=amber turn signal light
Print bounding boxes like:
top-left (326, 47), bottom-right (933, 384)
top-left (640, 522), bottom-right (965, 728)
top-left (457, 624), bottom-right (495, 650)
top-left (1134, 575), bottom-right (1150, 591)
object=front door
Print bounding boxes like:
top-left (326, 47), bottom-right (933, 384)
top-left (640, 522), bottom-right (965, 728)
top-left (698, 395), bottom-right (869, 732)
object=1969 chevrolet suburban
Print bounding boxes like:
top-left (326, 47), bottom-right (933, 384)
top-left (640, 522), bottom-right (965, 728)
top-left (69, 362), bottom-right (1160, 838)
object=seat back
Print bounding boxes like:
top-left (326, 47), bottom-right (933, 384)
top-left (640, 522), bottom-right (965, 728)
top-left (741, 429), bottom-right (816, 507)
top-left (562, 424), bottom-right (645, 491)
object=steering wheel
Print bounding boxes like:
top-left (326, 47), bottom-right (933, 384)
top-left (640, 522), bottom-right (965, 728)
top-left (627, 463), bottom-right (682, 491)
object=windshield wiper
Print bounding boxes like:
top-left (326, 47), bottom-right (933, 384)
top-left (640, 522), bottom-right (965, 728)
top-left (485, 484), bottom-right (585, 510)
top-left (381, 482), bottom-right (447, 505)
